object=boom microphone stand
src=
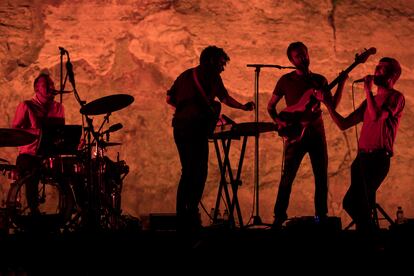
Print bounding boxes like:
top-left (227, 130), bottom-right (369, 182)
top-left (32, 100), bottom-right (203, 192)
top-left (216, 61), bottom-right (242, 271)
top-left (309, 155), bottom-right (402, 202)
top-left (59, 47), bottom-right (103, 231)
top-left (245, 64), bottom-right (295, 227)
top-left (58, 47), bottom-right (71, 104)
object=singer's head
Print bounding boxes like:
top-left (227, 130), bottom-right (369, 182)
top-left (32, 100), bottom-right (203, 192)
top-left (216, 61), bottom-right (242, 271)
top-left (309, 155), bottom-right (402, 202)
top-left (287, 42), bottom-right (310, 72)
top-left (374, 57), bottom-right (401, 88)
top-left (33, 72), bottom-right (56, 104)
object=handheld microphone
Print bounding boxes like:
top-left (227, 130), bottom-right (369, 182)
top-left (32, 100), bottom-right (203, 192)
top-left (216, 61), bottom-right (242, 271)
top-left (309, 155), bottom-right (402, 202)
top-left (353, 75), bottom-right (373, 83)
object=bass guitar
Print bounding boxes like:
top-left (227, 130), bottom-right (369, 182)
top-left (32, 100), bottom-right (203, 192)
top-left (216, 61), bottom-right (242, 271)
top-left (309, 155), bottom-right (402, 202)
top-left (276, 47), bottom-right (377, 142)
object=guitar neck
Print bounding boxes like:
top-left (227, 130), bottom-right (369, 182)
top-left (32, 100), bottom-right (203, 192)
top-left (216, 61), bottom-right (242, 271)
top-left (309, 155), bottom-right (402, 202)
top-left (327, 61), bottom-right (359, 90)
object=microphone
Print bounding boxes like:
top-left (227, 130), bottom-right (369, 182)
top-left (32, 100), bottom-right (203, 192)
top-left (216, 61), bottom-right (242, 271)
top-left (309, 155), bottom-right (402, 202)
top-left (58, 46), bottom-right (67, 54)
top-left (353, 75), bottom-right (373, 83)
top-left (102, 123), bottom-right (123, 135)
top-left (246, 64), bottom-right (296, 69)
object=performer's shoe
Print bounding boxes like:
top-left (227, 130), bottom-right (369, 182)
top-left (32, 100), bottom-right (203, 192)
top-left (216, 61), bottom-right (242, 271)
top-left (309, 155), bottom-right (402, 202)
top-left (271, 215), bottom-right (286, 230)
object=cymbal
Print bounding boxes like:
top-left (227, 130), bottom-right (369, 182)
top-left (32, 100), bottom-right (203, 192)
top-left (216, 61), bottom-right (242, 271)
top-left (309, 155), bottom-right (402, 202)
top-left (0, 128), bottom-right (38, 147)
top-left (80, 94), bottom-right (134, 115)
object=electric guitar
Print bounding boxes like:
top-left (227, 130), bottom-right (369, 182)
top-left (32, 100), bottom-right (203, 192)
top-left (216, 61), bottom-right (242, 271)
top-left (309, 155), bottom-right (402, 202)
top-left (276, 47), bottom-right (377, 142)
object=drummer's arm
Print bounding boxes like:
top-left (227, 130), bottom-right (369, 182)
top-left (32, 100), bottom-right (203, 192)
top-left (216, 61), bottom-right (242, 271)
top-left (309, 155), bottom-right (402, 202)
top-left (11, 102), bottom-right (27, 128)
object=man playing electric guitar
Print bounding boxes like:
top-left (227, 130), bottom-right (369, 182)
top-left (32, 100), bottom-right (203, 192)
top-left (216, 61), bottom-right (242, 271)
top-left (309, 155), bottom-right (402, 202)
top-left (267, 41), bottom-right (347, 228)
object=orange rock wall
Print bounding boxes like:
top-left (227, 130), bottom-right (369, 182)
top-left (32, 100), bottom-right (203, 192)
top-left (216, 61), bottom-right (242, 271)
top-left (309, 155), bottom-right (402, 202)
top-left (1, 0), bottom-right (413, 227)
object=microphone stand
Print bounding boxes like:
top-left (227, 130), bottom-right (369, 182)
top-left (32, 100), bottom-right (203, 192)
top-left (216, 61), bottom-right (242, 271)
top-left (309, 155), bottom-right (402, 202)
top-left (59, 47), bottom-right (64, 104)
top-left (58, 47), bottom-right (71, 104)
top-left (63, 48), bottom-right (104, 232)
top-left (245, 64), bottom-right (295, 228)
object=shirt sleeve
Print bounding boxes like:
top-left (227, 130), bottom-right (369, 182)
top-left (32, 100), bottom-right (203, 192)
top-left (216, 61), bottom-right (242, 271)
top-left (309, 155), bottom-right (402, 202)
top-left (385, 92), bottom-right (405, 118)
top-left (273, 76), bottom-right (285, 97)
top-left (215, 76), bottom-right (229, 101)
top-left (11, 102), bottom-right (28, 128)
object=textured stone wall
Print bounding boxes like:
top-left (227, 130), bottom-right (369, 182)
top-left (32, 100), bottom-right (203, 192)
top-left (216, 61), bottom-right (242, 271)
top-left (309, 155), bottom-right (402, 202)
top-left (1, 0), bottom-right (413, 227)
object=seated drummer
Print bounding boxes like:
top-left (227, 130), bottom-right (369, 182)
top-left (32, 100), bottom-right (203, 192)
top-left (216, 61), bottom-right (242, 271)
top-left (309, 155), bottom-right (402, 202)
top-left (12, 72), bottom-right (65, 215)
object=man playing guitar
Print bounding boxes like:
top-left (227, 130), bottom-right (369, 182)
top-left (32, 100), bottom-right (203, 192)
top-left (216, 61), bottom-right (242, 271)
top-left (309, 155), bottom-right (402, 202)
top-left (267, 41), bottom-right (347, 228)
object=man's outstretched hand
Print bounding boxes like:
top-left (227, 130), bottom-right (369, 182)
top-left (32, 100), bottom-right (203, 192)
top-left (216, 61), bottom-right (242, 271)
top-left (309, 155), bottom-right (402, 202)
top-left (243, 101), bottom-right (255, 111)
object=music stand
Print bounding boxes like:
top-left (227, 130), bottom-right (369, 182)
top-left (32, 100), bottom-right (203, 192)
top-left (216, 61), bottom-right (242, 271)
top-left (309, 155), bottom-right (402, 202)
top-left (245, 64), bottom-right (295, 228)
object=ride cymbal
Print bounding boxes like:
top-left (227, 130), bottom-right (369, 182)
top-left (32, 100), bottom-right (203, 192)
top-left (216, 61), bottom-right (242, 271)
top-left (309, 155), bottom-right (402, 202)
top-left (80, 94), bottom-right (134, 115)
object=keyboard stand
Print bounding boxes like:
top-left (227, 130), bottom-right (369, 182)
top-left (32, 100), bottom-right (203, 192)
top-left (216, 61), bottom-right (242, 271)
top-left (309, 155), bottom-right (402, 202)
top-left (210, 122), bottom-right (277, 229)
top-left (211, 133), bottom-right (247, 228)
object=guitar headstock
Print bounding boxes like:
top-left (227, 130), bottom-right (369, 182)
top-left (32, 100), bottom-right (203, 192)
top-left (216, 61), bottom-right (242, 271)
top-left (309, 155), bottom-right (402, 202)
top-left (355, 47), bottom-right (377, 64)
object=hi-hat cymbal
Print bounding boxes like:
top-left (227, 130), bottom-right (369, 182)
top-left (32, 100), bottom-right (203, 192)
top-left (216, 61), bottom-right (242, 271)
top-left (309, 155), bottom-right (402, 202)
top-left (0, 128), bottom-right (38, 147)
top-left (80, 94), bottom-right (134, 115)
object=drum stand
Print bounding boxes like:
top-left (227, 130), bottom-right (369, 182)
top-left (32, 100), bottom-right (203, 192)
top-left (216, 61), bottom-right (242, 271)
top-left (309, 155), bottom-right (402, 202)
top-left (245, 64), bottom-right (295, 228)
top-left (63, 49), bottom-right (132, 232)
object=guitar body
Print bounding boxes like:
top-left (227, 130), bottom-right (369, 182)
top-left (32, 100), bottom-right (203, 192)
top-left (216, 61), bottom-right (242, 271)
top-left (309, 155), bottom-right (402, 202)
top-left (276, 47), bottom-right (377, 142)
top-left (277, 88), bottom-right (320, 142)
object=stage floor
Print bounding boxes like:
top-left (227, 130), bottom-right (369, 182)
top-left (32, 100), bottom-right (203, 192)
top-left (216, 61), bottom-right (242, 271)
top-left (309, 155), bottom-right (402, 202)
top-left (1, 223), bottom-right (413, 274)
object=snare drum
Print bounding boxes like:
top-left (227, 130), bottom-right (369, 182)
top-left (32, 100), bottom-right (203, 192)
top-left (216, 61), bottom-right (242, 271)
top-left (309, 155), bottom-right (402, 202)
top-left (0, 163), bottom-right (18, 180)
top-left (42, 155), bottom-right (83, 177)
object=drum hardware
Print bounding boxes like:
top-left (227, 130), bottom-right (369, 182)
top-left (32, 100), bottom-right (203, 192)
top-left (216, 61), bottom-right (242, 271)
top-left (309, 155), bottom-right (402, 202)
top-left (70, 54), bottom-right (133, 231)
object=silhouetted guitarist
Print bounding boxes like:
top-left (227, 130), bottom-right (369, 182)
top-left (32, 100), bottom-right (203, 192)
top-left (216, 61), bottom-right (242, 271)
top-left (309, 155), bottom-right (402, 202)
top-left (267, 42), bottom-right (347, 228)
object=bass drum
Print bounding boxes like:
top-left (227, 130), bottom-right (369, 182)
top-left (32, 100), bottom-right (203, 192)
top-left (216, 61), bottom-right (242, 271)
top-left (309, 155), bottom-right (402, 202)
top-left (6, 174), bottom-right (75, 233)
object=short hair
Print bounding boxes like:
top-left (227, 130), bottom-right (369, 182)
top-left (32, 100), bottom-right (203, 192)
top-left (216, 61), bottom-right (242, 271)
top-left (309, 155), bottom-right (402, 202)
top-left (33, 73), bottom-right (50, 90)
top-left (199, 45), bottom-right (230, 66)
top-left (380, 57), bottom-right (401, 83)
top-left (287, 42), bottom-right (308, 61)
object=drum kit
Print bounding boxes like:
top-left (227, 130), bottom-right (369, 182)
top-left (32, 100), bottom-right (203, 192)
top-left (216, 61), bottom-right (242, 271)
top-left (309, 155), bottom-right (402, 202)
top-left (1, 93), bottom-right (133, 233)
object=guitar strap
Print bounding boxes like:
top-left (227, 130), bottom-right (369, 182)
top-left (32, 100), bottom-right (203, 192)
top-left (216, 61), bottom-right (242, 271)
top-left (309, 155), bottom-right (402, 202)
top-left (192, 68), bottom-right (216, 113)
